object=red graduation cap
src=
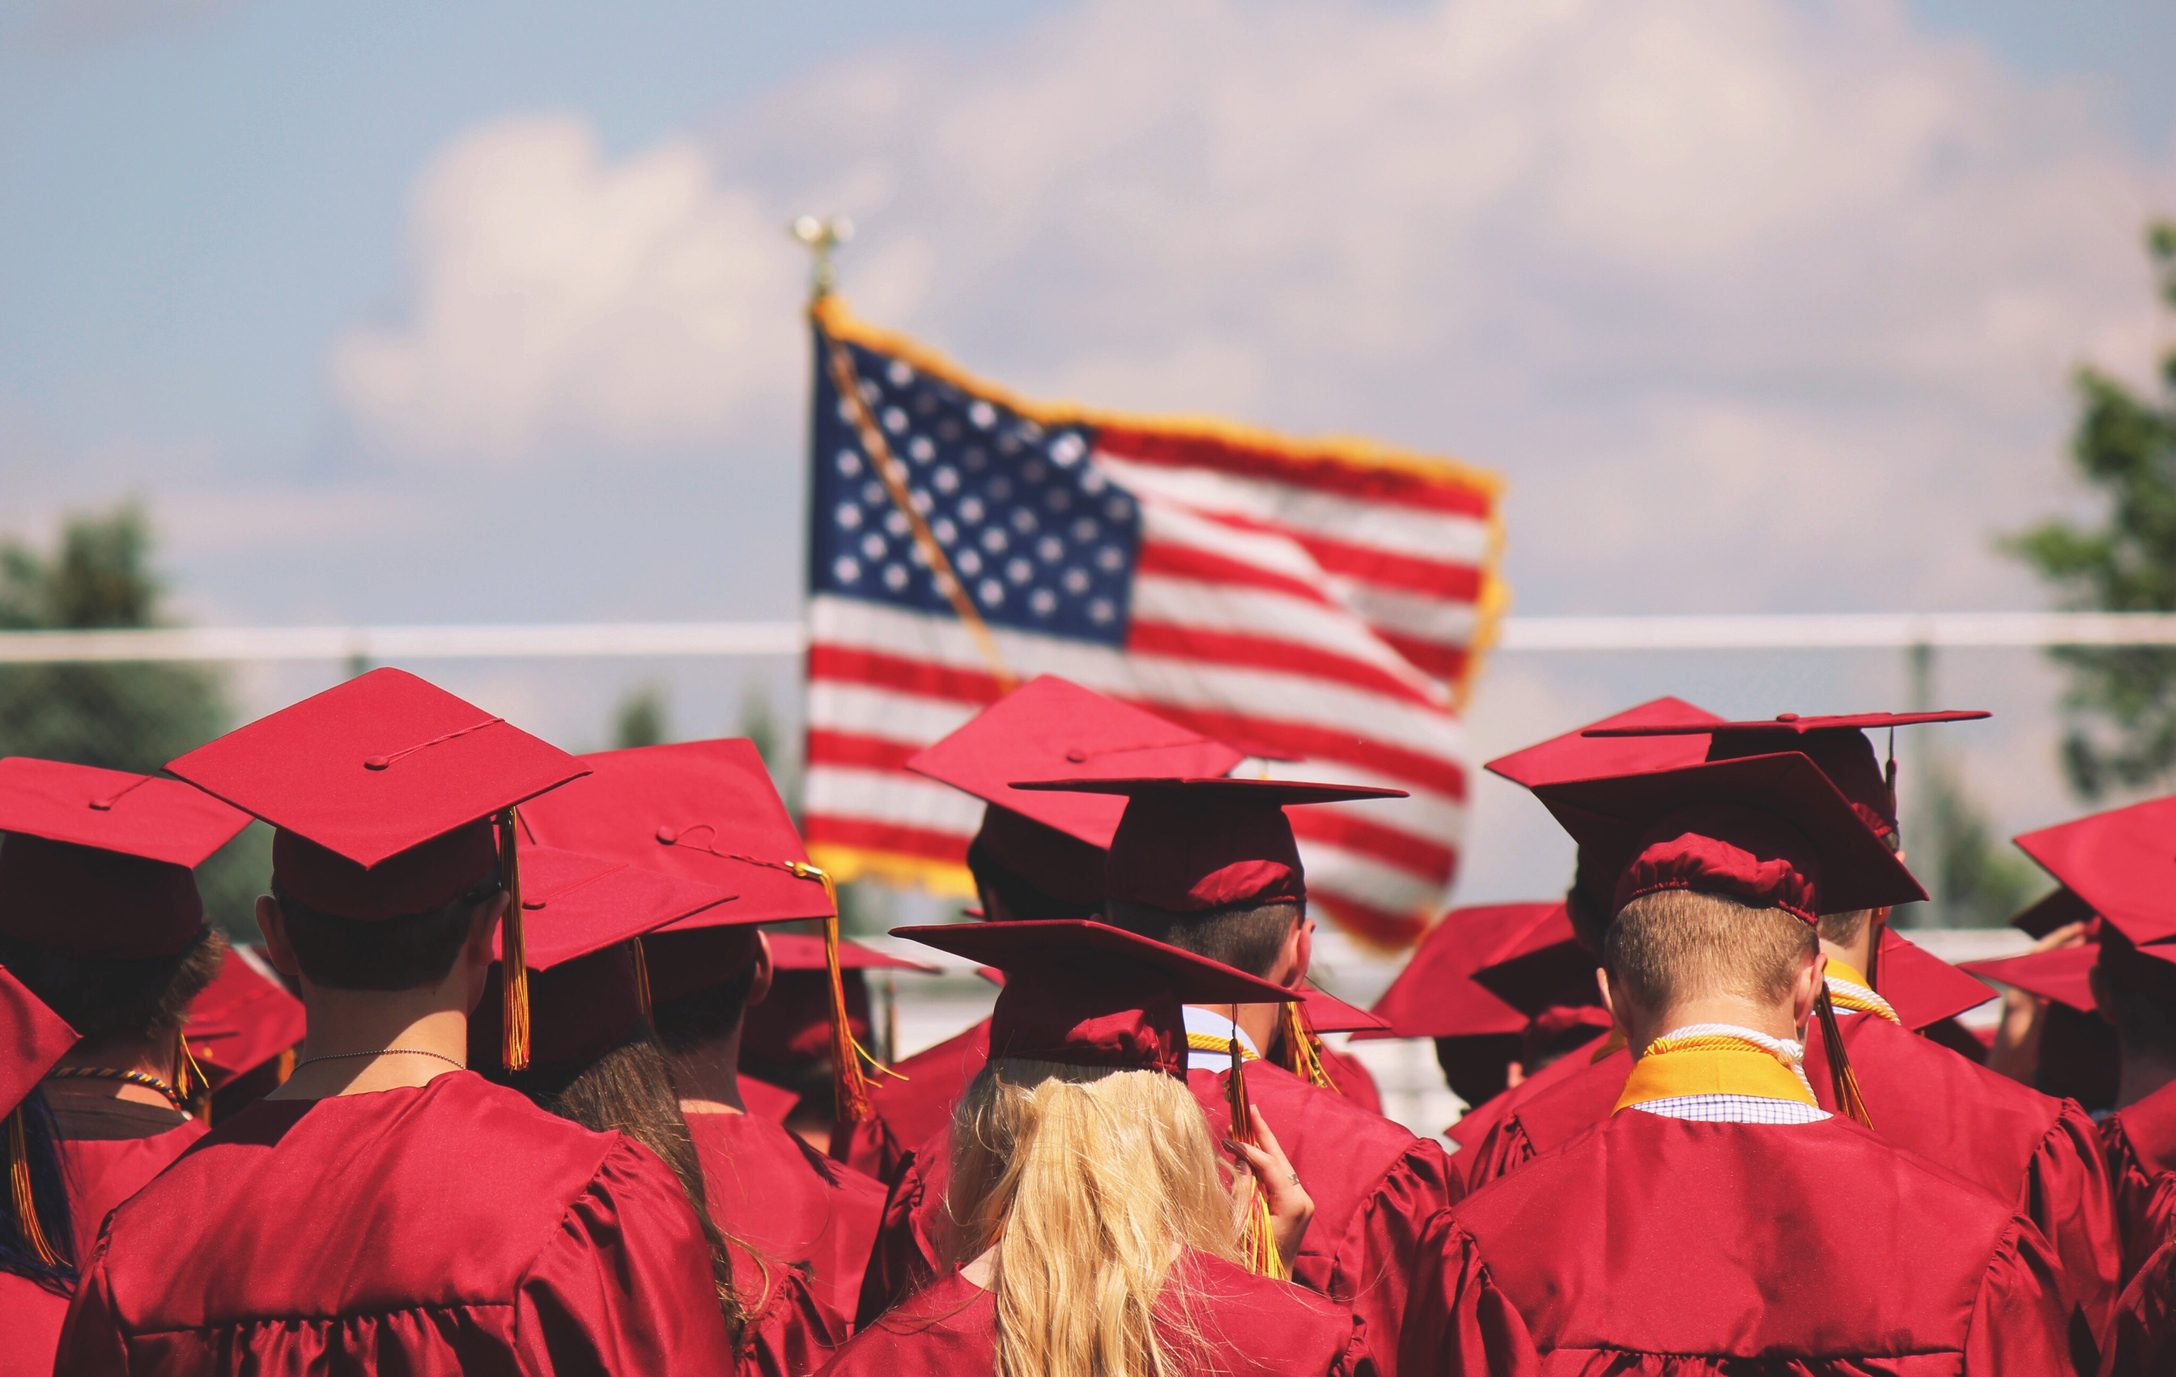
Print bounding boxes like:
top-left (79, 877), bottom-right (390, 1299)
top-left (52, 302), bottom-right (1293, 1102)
top-left (1532, 753), bottom-right (1928, 921)
top-left (1584, 708), bottom-right (1988, 838)
top-left (1013, 777), bottom-right (1406, 914)
top-left (1484, 698), bottom-right (1725, 791)
top-left (0, 966), bottom-right (77, 1268)
top-left (1876, 931), bottom-right (1996, 1029)
top-left (165, 668), bottom-right (588, 1069)
top-left (892, 919), bottom-right (1296, 1077)
top-left (2013, 796), bottom-right (2176, 949)
top-left (1963, 944), bottom-right (2101, 1014)
top-left (516, 738), bottom-right (906, 1118)
top-left (1297, 983), bottom-right (1388, 1034)
top-left (1361, 902), bottom-right (1565, 1041)
top-left (907, 677), bottom-right (1245, 909)
top-left (0, 757), bottom-right (250, 958)
top-left (468, 844), bottom-right (737, 1069)
top-left (764, 932), bottom-right (935, 973)
top-left (183, 949), bottom-right (305, 1090)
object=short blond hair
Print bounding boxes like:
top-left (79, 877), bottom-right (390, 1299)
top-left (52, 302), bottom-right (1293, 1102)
top-left (1606, 888), bottom-right (1816, 1012)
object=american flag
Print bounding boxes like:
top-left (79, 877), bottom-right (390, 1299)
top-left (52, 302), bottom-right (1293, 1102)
top-left (799, 299), bottom-right (1503, 948)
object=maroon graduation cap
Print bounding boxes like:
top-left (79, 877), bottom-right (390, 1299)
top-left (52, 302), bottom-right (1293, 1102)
top-left (0, 756), bottom-right (250, 958)
top-left (2013, 795), bottom-right (2176, 949)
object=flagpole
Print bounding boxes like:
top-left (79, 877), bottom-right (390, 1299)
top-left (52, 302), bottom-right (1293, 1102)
top-left (792, 214), bottom-right (1019, 692)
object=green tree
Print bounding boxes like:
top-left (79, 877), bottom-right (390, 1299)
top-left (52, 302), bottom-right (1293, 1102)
top-left (0, 504), bottom-right (262, 936)
top-left (0, 503), bottom-right (231, 769)
top-left (611, 683), bottom-right (671, 749)
top-left (1901, 757), bottom-right (2044, 928)
top-left (2007, 221), bottom-right (2176, 797)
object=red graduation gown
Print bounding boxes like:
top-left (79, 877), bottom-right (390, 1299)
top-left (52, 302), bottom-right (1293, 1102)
top-left (1440, 1038), bottom-right (1617, 1199)
top-left (1405, 1108), bottom-right (2073, 1375)
top-left (2101, 1182), bottom-right (2176, 1377)
top-left (0, 1272), bottom-right (70, 1377)
top-left (831, 1019), bottom-right (988, 1186)
top-left (822, 1250), bottom-right (1376, 1377)
top-left (53, 1072), bottom-right (739, 1375)
top-left (861, 1060), bottom-right (1450, 1377)
top-left (56, 1118), bottom-right (208, 1262)
top-left (2102, 1079), bottom-right (2176, 1281)
top-left (1459, 1012), bottom-right (2122, 1361)
top-left (689, 1109), bottom-right (885, 1373)
top-left (1315, 1043), bottom-right (1384, 1116)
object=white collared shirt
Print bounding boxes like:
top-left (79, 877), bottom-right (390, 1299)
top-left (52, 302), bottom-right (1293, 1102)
top-left (1181, 1006), bottom-right (1261, 1073)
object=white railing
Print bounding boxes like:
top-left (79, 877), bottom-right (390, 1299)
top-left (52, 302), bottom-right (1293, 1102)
top-left (3, 610), bottom-right (2173, 663)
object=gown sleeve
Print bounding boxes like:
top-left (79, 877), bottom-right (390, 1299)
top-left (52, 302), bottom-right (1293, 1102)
top-left (2023, 1098), bottom-right (2124, 1361)
top-left (1444, 1114), bottom-right (1534, 1202)
top-left (1963, 1214), bottom-right (2075, 1377)
top-left (1334, 1144), bottom-right (1457, 1377)
top-left (855, 1148), bottom-right (942, 1326)
top-left (51, 1233), bottom-right (131, 1377)
top-left (1394, 1209), bottom-right (1539, 1377)
top-left (516, 1136), bottom-right (742, 1375)
top-left (2102, 1233), bottom-right (2176, 1377)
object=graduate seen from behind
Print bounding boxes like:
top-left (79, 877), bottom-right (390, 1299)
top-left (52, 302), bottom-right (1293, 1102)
top-left (54, 669), bottom-right (738, 1375)
top-left (821, 918), bottom-right (1372, 1377)
top-left (1403, 753), bottom-right (2072, 1375)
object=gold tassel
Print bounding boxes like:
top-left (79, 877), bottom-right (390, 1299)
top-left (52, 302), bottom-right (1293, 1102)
top-left (1224, 1019), bottom-right (1288, 1280)
top-left (1814, 987), bottom-right (1874, 1129)
top-left (789, 861), bottom-right (901, 1123)
top-left (498, 809), bottom-right (532, 1071)
top-left (1280, 1003), bottom-right (1340, 1093)
top-left (6, 1111), bottom-right (64, 1270)
top-left (175, 1032), bottom-right (212, 1125)
top-left (631, 937), bottom-right (654, 1022)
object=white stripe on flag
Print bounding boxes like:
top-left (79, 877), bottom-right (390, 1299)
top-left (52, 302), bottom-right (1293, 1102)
top-left (1096, 452), bottom-right (1493, 566)
top-left (804, 764), bottom-right (988, 836)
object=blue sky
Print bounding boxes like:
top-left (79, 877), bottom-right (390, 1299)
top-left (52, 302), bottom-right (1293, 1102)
top-left (4, 1), bottom-right (2174, 908)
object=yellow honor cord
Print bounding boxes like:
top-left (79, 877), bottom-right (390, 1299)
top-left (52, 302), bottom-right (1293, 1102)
top-left (1614, 1032), bottom-right (1819, 1112)
top-left (498, 809), bottom-right (531, 1072)
top-left (1279, 1003), bottom-right (1341, 1093)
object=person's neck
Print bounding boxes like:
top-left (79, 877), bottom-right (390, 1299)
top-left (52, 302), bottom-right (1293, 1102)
top-left (670, 1029), bottom-right (747, 1116)
top-left (1186, 1002), bottom-right (1282, 1059)
top-left (51, 1034), bottom-right (183, 1110)
top-left (271, 983), bottom-right (472, 1100)
top-left (2117, 1051), bottom-right (2176, 1110)
top-left (1818, 931), bottom-right (1875, 983)
top-left (1626, 994), bottom-right (1800, 1058)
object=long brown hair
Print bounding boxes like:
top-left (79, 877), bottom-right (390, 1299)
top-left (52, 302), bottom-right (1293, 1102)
top-left (504, 1031), bottom-right (753, 1337)
top-left (945, 1058), bottom-right (1241, 1377)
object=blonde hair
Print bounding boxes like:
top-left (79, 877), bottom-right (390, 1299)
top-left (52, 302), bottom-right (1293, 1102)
top-left (1606, 888), bottom-right (1816, 1011)
top-left (944, 1059), bottom-right (1241, 1377)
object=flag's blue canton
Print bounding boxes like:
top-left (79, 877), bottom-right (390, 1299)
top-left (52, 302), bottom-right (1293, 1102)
top-left (809, 336), bottom-right (1141, 648)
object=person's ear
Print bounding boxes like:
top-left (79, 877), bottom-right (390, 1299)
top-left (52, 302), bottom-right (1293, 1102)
top-left (462, 891), bottom-right (510, 993)
top-left (257, 895), bottom-right (301, 980)
top-left (1793, 949), bottom-right (1829, 1030)
top-left (748, 930), bottom-right (775, 1007)
top-left (1598, 966), bottom-right (1624, 1033)
top-left (1286, 912), bottom-right (1313, 987)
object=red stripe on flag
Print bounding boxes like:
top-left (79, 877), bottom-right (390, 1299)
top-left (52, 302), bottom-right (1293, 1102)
top-left (806, 730), bottom-right (922, 772)
top-left (1307, 887), bottom-right (1432, 949)
top-left (1290, 808), bottom-right (1457, 878)
top-left (809, 647), bottom-right (1468, 798)
top-left (1135, 538), bottom-right (1341, 608)
top-left (1202, 509), bottom-right (1487, 600)
top-left (1382, 634), bottom-right (1471, 686)
top-left (1097, 426), bottom-right (1495, 518)
top-left (801, 813), bottom-right (972, 868)
top-left (1124, 621), bottom-right (1437, 708)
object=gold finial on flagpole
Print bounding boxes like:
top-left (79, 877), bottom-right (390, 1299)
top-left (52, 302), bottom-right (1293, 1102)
top-left (791, 214), bottom-right (854, 302)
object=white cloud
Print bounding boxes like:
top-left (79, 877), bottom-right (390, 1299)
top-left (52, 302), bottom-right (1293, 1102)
top-left (332, 0), bottom-right (2174, 617)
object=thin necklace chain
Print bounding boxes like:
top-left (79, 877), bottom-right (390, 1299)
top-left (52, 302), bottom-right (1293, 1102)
top-left (293, 1047), bottom-right (467, 1073)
